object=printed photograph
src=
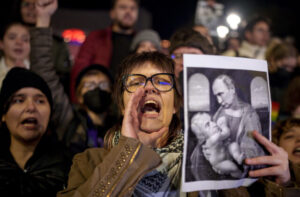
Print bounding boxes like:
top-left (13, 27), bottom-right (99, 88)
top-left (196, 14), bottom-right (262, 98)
top-left (182, 55), bottom-right (271, 191)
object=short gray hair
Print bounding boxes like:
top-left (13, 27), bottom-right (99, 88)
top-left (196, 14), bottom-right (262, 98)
top-left (213, 74), bottom-right (235, 90)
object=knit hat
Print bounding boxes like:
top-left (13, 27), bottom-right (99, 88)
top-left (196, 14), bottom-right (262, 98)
top-left (130, 29), bottom-right (161, 52)
top-left (169, 28), bottom-right (213, 55)
top-left (75, 64), bottom-right (114, 90)
top-left (0, 67), bottom-right (53, 117)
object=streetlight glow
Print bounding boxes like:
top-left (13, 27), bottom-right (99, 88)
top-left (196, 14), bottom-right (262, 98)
top-left (216, 25), bottom-right (229, 38)
top-left (226, 13), bottom-right (241, 30)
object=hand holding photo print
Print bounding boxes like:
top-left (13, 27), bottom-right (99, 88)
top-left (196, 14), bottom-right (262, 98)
top-left (182, 54), bottom-right (271, 191)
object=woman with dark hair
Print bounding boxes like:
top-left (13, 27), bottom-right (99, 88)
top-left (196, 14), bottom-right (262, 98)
top-left (10, 0), bottom-right (36, 26)
top-left (271, 118), bottom-right (300, 189)
top-left (0, 67), bottom-right (70, 196)
top-left (272, 118), bottom-right (300, 165)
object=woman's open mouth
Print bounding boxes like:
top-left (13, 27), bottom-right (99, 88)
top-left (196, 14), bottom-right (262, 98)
top-left (140, 99), bottom-right (161, 118)
top-left (292, 147), bottom-right (300, 157)
top-left (13, 48), bottom-right (24, 55)
top-left (21, 117), bottom-right (39, 129)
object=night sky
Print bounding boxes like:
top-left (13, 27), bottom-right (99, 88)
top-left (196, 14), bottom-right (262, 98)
top-left (1, 0), bottom-right (299, 48)
top-left (57, 0), bottom-right (300, 47)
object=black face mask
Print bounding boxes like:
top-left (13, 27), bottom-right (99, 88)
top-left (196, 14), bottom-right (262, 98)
top-left (83, 89), bottom-right (111, 113)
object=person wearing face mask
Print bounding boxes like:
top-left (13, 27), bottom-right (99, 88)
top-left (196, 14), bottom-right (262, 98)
top-left (64, 65), bottom-right (117, 155)
top-left (75, 65), bottom-right (113, 115)
top-left (29, 0), bottom-right (117, 156)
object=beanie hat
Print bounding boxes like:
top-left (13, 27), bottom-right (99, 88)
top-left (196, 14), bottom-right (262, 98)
top-left (169, 28), bottom-right (213, 55)
top-left (0, 67), bottom-right (53, 117)
top-left (75, 64), bottom-right (114, 90)
top-left (130, 29), bottom-right (161, 52)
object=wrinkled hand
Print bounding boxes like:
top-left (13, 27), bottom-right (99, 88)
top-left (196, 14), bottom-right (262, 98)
top-left (245, 130), bottom-right (290, 185)
top-left (35, 0), bottom-right (58, 27)
top-left (121, 88), bottom-right (168, 147)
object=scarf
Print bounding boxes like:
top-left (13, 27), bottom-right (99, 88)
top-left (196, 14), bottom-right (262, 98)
top-left (112, 131), bottom-right (184, 197)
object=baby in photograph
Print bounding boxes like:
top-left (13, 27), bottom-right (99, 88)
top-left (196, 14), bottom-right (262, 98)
top-left (191, 112), bottom-right (245, 178)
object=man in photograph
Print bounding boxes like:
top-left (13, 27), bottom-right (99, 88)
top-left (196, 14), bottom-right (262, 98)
top-left (211, 74), bottom-right (265, 166)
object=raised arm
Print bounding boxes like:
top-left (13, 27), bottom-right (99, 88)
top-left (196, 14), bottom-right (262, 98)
top-left (30, 0), bottom-right (74, 140)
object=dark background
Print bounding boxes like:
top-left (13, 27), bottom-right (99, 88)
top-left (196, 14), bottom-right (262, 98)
top-left (1, 0), bottom-right (299, 47)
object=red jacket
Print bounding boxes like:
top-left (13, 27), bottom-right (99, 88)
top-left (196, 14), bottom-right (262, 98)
top-left (70, 27), bottom-right (113, 102)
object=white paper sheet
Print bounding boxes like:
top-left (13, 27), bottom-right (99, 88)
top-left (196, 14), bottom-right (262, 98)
top-left (181, 54), bottom-right (271, 192)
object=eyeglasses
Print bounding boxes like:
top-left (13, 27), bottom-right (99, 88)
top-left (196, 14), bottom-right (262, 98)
top-left (83, 81), bottom-right (110, 91)
top-left (171, 53), bottom-right (183, 63)
top-left (123, 73), bottom-right (175, 93)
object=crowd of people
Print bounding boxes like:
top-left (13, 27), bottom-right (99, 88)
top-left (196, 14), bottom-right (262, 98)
top-left (0, 0), bottom-right (299, 196)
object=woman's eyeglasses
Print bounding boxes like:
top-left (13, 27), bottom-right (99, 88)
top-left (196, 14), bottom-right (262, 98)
top-left (123, 73), bottom-right (175, 93)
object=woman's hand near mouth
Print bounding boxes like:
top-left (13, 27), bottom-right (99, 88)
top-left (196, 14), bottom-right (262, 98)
top-left (121, 88), bottom-right (168, 148)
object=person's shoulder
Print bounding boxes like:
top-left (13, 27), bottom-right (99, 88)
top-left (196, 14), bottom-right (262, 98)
top-left (87, 27), bottom-right (112, 38)
top-left (237, 99), bottom-right (252, 110)
top-left (222, 49), bottom-right (236, 57)
top-left (74, 147), bottom-right (106, 158)
top-left (236, 100), bottom-right (260, 120)
top-left (73, 147), bottom-right (108, 164)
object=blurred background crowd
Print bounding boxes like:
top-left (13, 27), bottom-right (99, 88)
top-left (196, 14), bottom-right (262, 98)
top-left (1, 0), bottom-right (299, 120)
top-left (0, 0), bottom-right (300, 196)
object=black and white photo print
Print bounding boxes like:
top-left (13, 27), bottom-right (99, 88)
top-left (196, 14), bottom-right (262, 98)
top-left (181, 54), bottom-right (271, 191)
